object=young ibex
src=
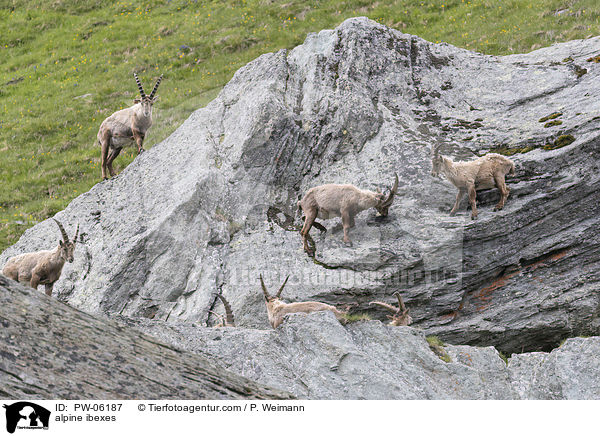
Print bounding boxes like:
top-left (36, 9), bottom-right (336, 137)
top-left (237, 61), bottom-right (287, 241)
top-left (1, 219), bottom-right (79, 296)
top-left (298, 174), bottom-right (399, 255)
top-left (260, 275), bottom-right (346, 328)
top-left (369, 292), bottom-right (412, 326)
top-left (97, 73), bottom-right (163, 179)
top-left (209, 294), bottom-right (235, 327)
top-left (431, 146), bottom-right (515, 220)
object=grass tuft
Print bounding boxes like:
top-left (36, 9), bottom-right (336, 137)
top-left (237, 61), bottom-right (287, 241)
top-left (539, 112), bottom-right (563, 122)
top-left (340, 312), bottom-right (372, 323)
top-left (426, 335), bottom-right (451, 363)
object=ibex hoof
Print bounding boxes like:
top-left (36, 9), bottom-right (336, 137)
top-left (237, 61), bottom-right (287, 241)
top-left (343, 241), bottom-right (353, 247)
top-left (449, 211), bottom-right (456, 217)
top-left (493, 206), bottom-right (503, 212)
top-left (471, 215), bottom-right (478, 220)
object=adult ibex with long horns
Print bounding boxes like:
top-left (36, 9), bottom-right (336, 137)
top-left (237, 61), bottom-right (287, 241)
top-left (260, 275), bottom-right (347, 328)
top-left (209, 294), bottom-right (236, 327)
top-left (97, 73), bottom-right (163, 179)
top-left (2, 219), bottom-right (79, 296)
top-left (370, 292), bottom-right (412, 326)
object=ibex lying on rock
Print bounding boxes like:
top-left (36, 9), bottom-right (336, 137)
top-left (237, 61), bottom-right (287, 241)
top-left (209, 294), bottom-right (235, 327)
top-left (431, 146), bottom-right (515, 220)
top-left (298, 174), bottom-right (398, 255)
top-left (97, 73), bottom-right (163, 179)
top-left (260, 275), bottom-right (346, 328)
top-left (2, 219), bottom-right (79, 296)
top-left (369, 292), bottom-right (412, 326)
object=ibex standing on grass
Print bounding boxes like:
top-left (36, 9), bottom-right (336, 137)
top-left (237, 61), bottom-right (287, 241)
top-left (1, 219), bottom-right (79, 296)
top-left (97, 73), bottom-right (163, 179)
top-left (298, 174), bottom-right (399, 255)
top-left (260, 275), bottom-right (346, 328)
top-left (369, 292), bottom-right (412, 326)
top-left (431, 146), bottom-right (515, 220)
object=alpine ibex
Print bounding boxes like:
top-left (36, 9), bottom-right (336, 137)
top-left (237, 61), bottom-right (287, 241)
top-left (260, 275), bottom-right (346, 328)
top-left (97, 73), bottom-right (163, 179)
top-left (209, 294), bottom-right (235, 327)
top-left (298, 174), bottom-right (399, 255)
top-left (431, 146), bottom-right (515, 220)
top-left (2, 219), bottom-right (79, 296)
top-left (369, 292), bottom-right (412, 326)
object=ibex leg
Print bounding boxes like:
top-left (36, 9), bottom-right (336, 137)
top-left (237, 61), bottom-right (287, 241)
top-left (467, 184), bottom-right (478, 220)
top-left (29, 274), bottom-right (40, 291)
top-left (100, 137), bottom-right (110, 180)
top-left (493, 173), bottom-right (509, 211)
top-left (133, 129), bottom-right (145, 154)
top-left (341, 211), bottom-right (353, 246)
top-left (450, 189), bottom-right (466, 216)
top-left (301, 209), bottom-right (317, 255)
top-left (107, 147), bottom-right (122, 177)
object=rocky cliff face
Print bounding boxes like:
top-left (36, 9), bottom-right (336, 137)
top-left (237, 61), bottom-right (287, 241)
top-left (1, 17), bottom-right (599, 398)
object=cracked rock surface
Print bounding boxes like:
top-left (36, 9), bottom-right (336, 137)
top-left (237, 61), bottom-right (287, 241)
top-left (1, 18), bottom-right (599, 398)
top-left (0, 276), bottom-right (293, 399)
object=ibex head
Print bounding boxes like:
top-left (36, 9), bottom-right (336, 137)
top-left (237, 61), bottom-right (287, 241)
top-left (374, 173), bottom-right (399, 217)
top-left (133, 73), bottom-right (163, 117)
top-left (260, 274), bottom-right (289, 302)
top-left (431, 144), bottom-right (444, 177)
top-left (53, 219), bottom-right (79, 263)
top-left (369, 292), bottom-right (412, 326)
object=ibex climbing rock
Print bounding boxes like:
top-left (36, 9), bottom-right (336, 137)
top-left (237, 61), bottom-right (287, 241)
top-left (298, 174), bottom-right (399, 255)
top-left (260, 275), bottom-right (347, 328)
top-left (431, 146), bottom-right (515, 220)
top-left (2, 219), bottom-right (79, 296)
top-left (97, 73), bottom-right (163, 179)
top-left (369, 292), bottom-right (412, 326)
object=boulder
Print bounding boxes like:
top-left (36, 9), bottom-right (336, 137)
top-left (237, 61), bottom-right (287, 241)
top-left (0, 275), bottom-right (292, 399)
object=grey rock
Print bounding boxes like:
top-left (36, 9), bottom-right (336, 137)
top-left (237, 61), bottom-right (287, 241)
top-left (1, 17), bottom-right (600, 397)
top-left (0, 275), bottom-right (293, 400)
top-left (117, 312), bottom-right (600, 400)
top-left (508, 337), bottom-right (600, 399)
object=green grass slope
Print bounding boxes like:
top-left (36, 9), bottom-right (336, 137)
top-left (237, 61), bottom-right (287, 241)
top-left (1, 0), bottom-right (599, 251)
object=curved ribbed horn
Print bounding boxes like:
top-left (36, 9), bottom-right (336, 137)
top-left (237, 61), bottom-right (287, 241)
top-left (260, 274), bottom-right (271, 300)
top-left (133, 73), bottom-right (146, 99)
top-left (215, 294), bottom-right (234, 326)
top-left (148, 74), bottom-right (163, 99)
top-left (275, 275), bottom-right (289, 299)
top-left (383, 173), bottom-right (399, 206)
top-left (53, 219), bottom-right (69, 243)
top-left (394, 292), bottom-right (407, 312)
top-left (369, 301), bottom-right (398, 313)
top-left (73, 223), bottom-right (80, 243)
